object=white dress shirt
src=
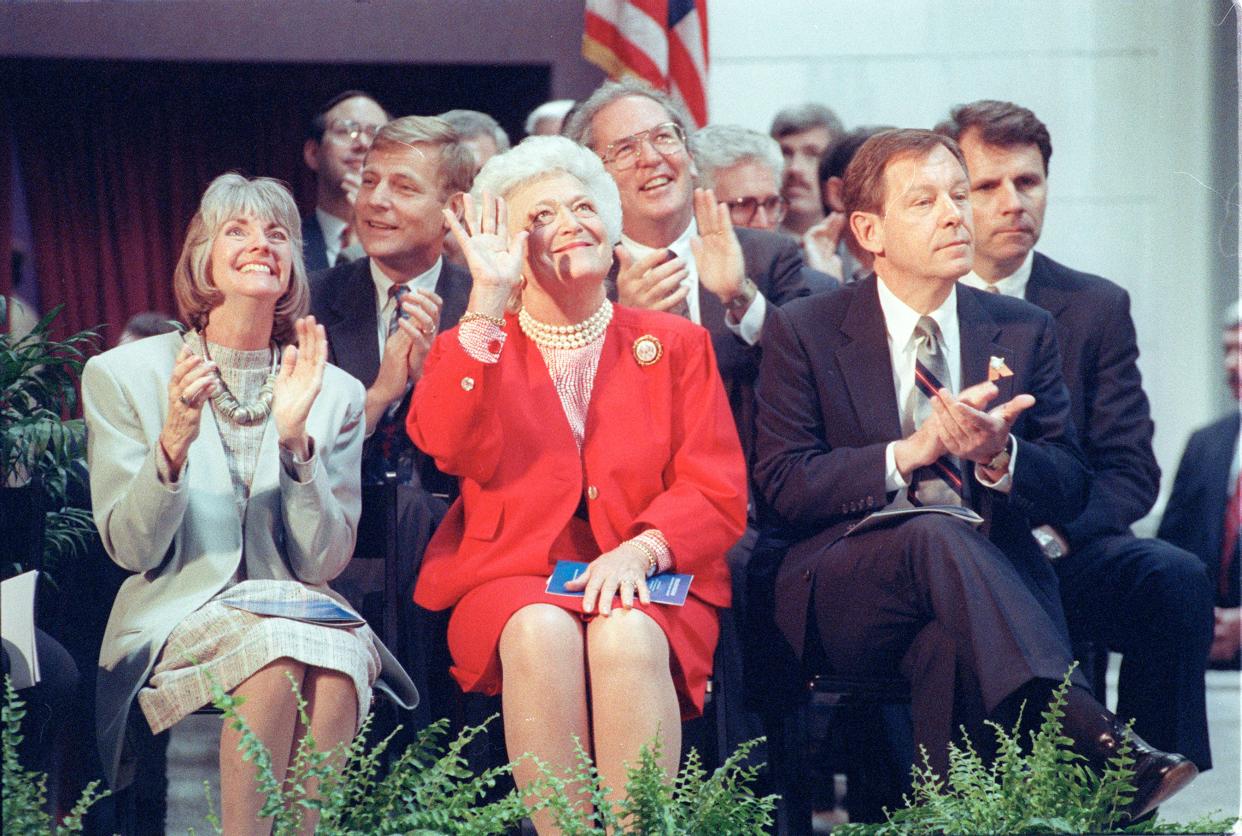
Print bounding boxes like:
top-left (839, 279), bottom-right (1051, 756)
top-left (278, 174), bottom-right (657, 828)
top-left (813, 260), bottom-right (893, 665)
top-left (315, 208), bottom-right (364, 266)
top-left (370, 257), bottom-right (443, 357)
top-left (620, 218), bottom-right (767, 345)
top-left (875, 276), bottom-right (1014, 498)
top-left (959, 250), bottom-right (1034, 297)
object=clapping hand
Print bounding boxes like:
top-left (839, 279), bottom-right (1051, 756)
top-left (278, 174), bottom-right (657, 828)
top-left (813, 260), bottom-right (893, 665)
top-left (445, 192), bottom-right (528, 317)
top-left (273, 316), bottom-right (328, 459)
top-left (930, 380), bottom-right (1034, 466)
top-left (689, 187), bottom-right (746, 302)
top-left (614, 245), bottom-right (692, 312)
top-left (159, 343), bottom-right (220, 478)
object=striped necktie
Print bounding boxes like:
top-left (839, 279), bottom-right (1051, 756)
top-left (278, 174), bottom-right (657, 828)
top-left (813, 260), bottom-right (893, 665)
top-left (387, 284), bottom-right (410, 338)
top-left (335, 225), bottom-right (354, 267)
top-left (907, 316), bottom-right (964, 506)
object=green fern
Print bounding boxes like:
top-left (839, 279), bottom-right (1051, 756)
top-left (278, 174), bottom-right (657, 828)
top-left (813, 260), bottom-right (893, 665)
top-left (2, 677), bottom-right (109, 835)
top-left (835, 670), bottom-right (1237, 835)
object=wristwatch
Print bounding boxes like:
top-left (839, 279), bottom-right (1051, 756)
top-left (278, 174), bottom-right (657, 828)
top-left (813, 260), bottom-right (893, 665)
top-left (723, 277), bottom-right (758, 314)
top-left (1033, 527), bottom-right (1066, 561)
top-left (984, 436), bottom-right (1012, 474)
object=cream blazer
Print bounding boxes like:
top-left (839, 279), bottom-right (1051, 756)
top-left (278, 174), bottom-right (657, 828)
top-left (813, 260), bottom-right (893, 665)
top-left (83, 331), bottom-right (418, 789)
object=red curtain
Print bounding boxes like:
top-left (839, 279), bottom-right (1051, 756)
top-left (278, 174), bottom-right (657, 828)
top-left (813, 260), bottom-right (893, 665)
top-left (4, 58), bottom-right (548, 341)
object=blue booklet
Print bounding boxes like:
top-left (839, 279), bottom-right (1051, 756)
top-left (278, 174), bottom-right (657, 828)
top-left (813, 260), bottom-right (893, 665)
top-left (545, 560), bottom-right (693, 607)
top-left (221, 597), bottom-right (366, 627)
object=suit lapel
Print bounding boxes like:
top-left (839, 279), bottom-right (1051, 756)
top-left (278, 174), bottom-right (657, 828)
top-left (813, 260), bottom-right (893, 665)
top-left (328, 259), bottom-right (382, 384)
top-left (1024, 252), bottom-right (1071, 319)
top-left (837, 279), bottom-right (903, 443)
top-left (957, 288), bottom-right (1013, 402)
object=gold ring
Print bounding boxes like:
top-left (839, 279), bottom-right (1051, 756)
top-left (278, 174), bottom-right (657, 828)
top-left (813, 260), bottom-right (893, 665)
top-left (178, 394), bottom-right (191, 406)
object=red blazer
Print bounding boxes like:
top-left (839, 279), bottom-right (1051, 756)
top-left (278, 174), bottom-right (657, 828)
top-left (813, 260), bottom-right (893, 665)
top-left (408, 305), bottom-right (747, 612)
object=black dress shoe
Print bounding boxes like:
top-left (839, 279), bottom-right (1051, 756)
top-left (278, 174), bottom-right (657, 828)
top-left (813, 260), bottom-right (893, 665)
top-left (1061, 685), bottom-right (1198, 820)
top-left (1123, 733), bottom-right (1198, 820)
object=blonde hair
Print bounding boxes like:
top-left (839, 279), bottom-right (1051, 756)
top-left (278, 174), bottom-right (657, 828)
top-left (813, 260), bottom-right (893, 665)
top-left (369, 115), bottom-right (476, 196)
top-left (173, 173), bottom-right (308, 345)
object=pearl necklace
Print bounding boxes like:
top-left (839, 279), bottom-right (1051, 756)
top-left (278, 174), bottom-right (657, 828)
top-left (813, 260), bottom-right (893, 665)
top-left (519, 301), bottom-right (613, 350)
top-left (199, 335), bottom-right (279, 426)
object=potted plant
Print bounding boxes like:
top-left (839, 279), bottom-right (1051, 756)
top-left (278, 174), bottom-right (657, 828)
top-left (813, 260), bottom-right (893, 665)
top-left (0, 298), bottom-right (99, 581)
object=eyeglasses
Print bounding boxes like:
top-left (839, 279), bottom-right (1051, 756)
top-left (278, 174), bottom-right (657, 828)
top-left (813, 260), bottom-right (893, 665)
top-left (723, 195), bottom-right (788, 226)
top-left (326, 119), bottom-right (381, 144)
top-left (599, 122), bottom-right (687, 170)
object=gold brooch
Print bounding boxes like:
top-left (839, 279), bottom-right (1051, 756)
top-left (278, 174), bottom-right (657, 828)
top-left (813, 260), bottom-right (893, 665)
top-left (632, 335), bottom-right (663, 366)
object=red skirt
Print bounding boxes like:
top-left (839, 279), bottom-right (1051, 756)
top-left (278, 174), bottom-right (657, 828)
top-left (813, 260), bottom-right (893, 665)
top-left (445, 521), bottom-right (719, 719)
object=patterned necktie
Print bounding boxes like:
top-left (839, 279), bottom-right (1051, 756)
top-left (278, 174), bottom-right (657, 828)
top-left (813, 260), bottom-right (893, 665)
top-left (387, 284), bottom-right (410, 338)
top-left (335, 225), bottom-right (353, 267)
top-left (907, 316), bottom-right (964, 506)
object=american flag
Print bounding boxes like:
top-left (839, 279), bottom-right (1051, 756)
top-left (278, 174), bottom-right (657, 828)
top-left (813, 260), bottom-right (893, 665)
top-left (583, 0), bottom-right (710, 127)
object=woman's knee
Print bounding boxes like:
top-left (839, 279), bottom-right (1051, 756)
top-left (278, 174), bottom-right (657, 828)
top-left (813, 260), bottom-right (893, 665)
top-left (587, 609), bottom-right (670, 675)
top-left (500, 605), bottom-right (583, 670)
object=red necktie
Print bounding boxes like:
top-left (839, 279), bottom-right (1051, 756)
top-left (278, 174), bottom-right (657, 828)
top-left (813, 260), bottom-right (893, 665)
top-left (335, 225), bottom-right (353, 267)
top-left (1220, 471), bottom-right (1242, 600)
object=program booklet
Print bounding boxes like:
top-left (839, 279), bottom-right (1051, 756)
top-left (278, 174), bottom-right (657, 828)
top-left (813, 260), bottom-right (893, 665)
top-left (844, 504), bottom-right (984, 537)
top-left (546, 560), bottom-right (692, 607)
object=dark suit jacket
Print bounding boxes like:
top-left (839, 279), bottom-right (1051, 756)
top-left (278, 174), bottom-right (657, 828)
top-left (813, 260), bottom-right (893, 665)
top-left (1025, 252), bottom-right (1159, 546)
top-left (1159, 412), bottom-right (1240, 603)
top-left (753, 276), bottom-right (1090, 656)
top-left (303, 212), bottom-right (329, 273)
top-left (309, 256), bottom-right (471, 496)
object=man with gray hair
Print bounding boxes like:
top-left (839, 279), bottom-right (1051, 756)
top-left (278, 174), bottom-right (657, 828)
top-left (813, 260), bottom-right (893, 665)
top-left (769, 103), bottom-right (844, 238)
top-left (524, 99), bottom-right (575, 137)
top-left (690, 124), bottom-right (787, 232)
top-left (438, 109), bottom-right (510, 173)
top-left (564, 79), bottom-right (811, 467)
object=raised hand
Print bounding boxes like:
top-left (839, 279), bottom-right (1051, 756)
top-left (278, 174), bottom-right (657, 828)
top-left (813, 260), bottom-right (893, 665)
top-left (341, 169), bottom-right (362, 208)
top-left (614, 244), bottom-right (692, 312)
top-left (565, 542), bottom-right (652, 616)
top-left (273, 316), bottom-right (328, 458)
top-left (689, 187), bottom-right (746, 302)
top-left (445, 192), bottom-right (528, 317)
top-left (802, 212), bottom-right (847, 279)
top-left (159, 342), bottom-right (220, 478)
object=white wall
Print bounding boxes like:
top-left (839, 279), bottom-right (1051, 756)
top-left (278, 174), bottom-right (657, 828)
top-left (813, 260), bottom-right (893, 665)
top-left (709, 0), bottom-right (1236, 516)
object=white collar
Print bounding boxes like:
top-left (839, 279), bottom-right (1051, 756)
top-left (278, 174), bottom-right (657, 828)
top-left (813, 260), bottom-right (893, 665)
top-left (960, 250), bottom-right (1034, 298)
top-left (621, 218), bottom-right (696, 259)
top-left (875, 275), bottom-right (959, 362)
top-left (369, 256), bottom-right (443, 301)
top-left (315, 207), bottom-right (350, 245)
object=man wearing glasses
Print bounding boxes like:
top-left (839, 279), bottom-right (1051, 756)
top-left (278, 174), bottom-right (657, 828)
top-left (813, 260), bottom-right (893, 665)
top-left (302, 90), bottom-right (390, 270)
top-left (565, 79), bottom-right (816, 471)
top-left (691, 124), bottom-right (835, 295)
top-left (565, 79), bottom-right (821, 759)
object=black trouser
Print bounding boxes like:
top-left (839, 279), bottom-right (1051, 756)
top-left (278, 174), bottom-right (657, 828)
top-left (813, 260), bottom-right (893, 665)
top-left (1056, 533), bottom-right (1214, 769)
top-left (806, 515), bottom-right (1084, 776)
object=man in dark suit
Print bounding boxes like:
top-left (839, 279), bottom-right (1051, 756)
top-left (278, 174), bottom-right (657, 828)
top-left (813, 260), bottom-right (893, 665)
top-left (309, 115), bottom-right (475, 723)
top-left (1160, 304), bottom-right (1241, 666)
top-left (754, 128), bottom-right (1196, 817)
top-left (302, 90), bottom-right (390, 271)
top-left (939, 100), bottom-right (1214, 771)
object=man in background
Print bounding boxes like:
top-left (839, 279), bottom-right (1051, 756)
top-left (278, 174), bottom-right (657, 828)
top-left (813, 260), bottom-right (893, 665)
top-left (438, 108), bottom-right (510, 172)
top-left (302, 90), bottom-right (390, 270)
top-left (1160, 303), bottom-right (1242, 668)
top-left (941, 99), bottom-right (1214, 772)
top-left (769, 103), bottom-right (843, 238)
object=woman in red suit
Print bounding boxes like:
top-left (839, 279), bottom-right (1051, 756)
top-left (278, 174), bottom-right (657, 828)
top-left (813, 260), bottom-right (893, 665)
top-left (408, 136), bottom-right (746, 828)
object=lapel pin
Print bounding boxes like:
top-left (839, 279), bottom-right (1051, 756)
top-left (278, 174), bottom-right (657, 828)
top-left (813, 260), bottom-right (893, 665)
top-left (632, 334), bottom-right (663, 366)
top-left (988, 355), bottom-right (1014, 382)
